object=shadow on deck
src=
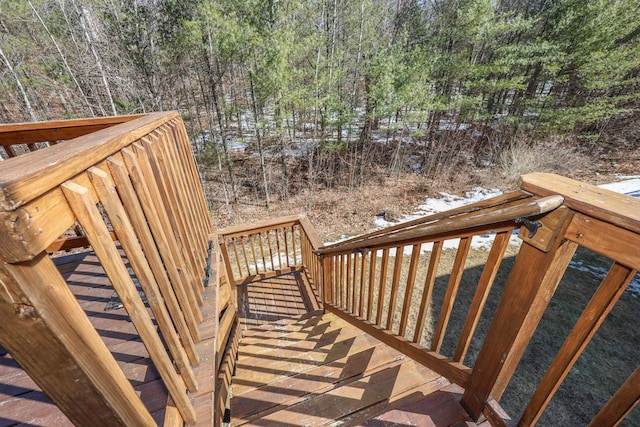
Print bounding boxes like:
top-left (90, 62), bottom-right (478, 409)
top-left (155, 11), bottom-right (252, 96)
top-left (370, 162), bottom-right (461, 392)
top-left (232, 272), bottom-right (488, 426)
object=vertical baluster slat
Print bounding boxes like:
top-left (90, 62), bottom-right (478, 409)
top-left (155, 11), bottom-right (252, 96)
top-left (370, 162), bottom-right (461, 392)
top-left (108, 156), bottom-right (199, 365)
top-left (454, 231), bottom-right (511, 363)
top-left (366, 249), bottom-right (377, 321)
top-left (123, 146), bottom-right (203, 329)
top-left (399, 244), bottom-right (421, 337)
top-left (376, 248), bottom-right (390, 326)
top-left (386, 246), bottom-right (404, 331)
top-left (88, 166), bottom-right (197, 390)
top-left (61, 179), bottom-right (196, 425)
top-left (520, 262), bottom-right (637, 426)
top-left (414, 241), bottom-right (442, 344)
top-left (432, 237), bottom-right (472, 353)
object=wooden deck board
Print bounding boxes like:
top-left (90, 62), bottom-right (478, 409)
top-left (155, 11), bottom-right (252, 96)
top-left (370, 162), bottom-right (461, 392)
top-left (238, 272), bottom-right (311, 330)
top-left (231, 308), bottom-right (482, 426)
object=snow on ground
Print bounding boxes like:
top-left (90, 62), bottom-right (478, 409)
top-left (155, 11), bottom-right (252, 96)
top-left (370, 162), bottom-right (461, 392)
top-left (367, 176), bottom-right (640, 296)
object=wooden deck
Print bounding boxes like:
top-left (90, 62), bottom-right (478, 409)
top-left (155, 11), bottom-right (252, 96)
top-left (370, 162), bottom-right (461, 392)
top-left (232, 273), bottom-right (488, 426)
top-left (0, 250), bottom-right (222, 427)
top-left (2, 257), bottom-right (487, 426)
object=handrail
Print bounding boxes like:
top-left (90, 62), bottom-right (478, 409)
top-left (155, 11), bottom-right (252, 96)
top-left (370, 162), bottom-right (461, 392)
top-left (0, 112), bottom-right (211, 425)
top-left (317, 195), bottom-right (564, 255)
top-left (319, 190), bottom-right (530, 250)
top-left (0, 114), bottom-right (146, 146)
top-left (0, 112), bottom-right (176, 211)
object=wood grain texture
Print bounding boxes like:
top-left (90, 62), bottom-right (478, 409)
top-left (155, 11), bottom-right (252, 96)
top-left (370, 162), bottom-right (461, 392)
top-left (519, 262), bottom-right (637, 426)
top-left (461, 239), bottom-right (578, 419)
top-left (87, 166), bottom-right (198, 391)
top-left (0, 114), bottom-right (145, 146)
top-left (61, 179), bottom-right (196, 425)
top-left (0, 254), bottom-right (155, 426)
top-left (520, 172), bottom-right (640, 234)
top-left (0, 112), bottom-right (176, 211)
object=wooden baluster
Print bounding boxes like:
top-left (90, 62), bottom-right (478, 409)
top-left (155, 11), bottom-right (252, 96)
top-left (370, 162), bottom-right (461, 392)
top-left (159, 128), bottom-right (207, 278)
top-left (240, 237), bottom-right (252, 276)
top-left (346, 253), bottom-right (353, 312)
top-left (366, 249), bottom-right (377, 321)
top-left (169, 120), bottom-right (211, 233)
top-left (283, 227), bottom-right (290, 267)
top-left (0, 254), bottom-right (156, 426)
top-left (358, 251), bottom-right (367, 318)
top-left (164, 123), bottom-right (209, 261)
top-left (108, 156), bottom-right (199, 365)
top-left (275, 229), bottom-right (283, 269)
top-left (454, 231), bottom-right (511, 363)
top-left (291, 225), bottom-right (297, 265)
top-left (266, 230), bottom-right (276, 271)
top-left (588, 366), bottom-right (640, 427)
top-left (248, 234), bottom-right (259, 275)
top-left (257, 232), bottom-right (267, 273)
top-left (231, 238), bottom-right (243, 279)
top-left (87, 166), bottom-right (198, 389)
top-left (339, 254), bottom-right (345, 309)
top-left (322, 255), bottom-right (334, 307)
top-left (61, 180), bottom-right (196, 425)
top-left (520, 262), bottom-right (637, 426)
top-left (414, 241), bottom-right (442, 344)
top-left (4, 145), bottom-right (17, 157)
top-left (386, 246), bottom-right (404, 331)
top-left (431, 237), bottom-right (472, 353)
top-left (399, 244), bottom-right (421, 337)
top-left (122, 147), bottom-right (203, 336)
top-left (133, 142), bottom-right (204, 308)
top-left (144, 132), bottom-right (203, 296)
top-left (376, 248), bottom-right (390, 326)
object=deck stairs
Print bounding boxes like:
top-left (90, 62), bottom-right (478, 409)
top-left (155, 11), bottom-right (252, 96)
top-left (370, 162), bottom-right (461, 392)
top-left (231, 310), bottom-right (487, 426)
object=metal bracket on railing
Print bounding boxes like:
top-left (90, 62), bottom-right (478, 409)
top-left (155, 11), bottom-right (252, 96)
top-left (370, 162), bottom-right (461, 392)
top-left (515, 217), bottom-right (542, 238)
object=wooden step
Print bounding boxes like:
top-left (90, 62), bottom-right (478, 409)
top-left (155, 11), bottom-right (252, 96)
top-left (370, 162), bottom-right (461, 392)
top-left (229, 310), bottom-right (483, 426)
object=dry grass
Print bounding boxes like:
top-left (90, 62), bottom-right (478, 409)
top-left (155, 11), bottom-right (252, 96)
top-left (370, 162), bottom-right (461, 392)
top-left (498, 137), bottom-right (592, 188)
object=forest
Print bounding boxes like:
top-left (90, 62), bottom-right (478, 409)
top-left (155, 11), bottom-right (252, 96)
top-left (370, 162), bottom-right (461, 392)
top-left (1, 0), bottom-right (639, 216)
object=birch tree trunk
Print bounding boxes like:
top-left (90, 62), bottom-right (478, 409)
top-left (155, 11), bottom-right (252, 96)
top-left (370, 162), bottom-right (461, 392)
top-left (0, 45), bottom-right (38, 122)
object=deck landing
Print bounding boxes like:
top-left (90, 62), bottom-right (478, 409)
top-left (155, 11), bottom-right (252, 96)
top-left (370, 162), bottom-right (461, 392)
top-left (231, 274), bottom-right (486, 426)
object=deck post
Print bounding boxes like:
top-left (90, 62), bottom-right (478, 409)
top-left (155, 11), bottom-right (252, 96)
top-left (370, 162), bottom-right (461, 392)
top-left (461, 217), bottom-right (577, 419)
top-left (0, 253), bottom-right (155, 426)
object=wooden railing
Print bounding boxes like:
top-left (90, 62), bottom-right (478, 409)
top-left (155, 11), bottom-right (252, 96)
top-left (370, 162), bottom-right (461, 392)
top-left (218, 214), bottom-right (324, 308)
top-left (312, 173), bottom-right (640, 426)
top-left (0, 113), bottom-right (214, 425)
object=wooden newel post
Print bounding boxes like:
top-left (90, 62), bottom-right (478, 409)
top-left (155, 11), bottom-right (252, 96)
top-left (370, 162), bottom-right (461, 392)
top-left (460, 208), bottom-right (576, 420)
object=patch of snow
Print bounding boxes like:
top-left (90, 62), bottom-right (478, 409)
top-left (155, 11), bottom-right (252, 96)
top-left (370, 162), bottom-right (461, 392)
top-left (599, 176), bottom-right (640, 199)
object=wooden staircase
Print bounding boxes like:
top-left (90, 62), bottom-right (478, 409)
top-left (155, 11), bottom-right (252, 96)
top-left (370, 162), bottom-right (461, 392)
top-left (230, 306), bottom-right (491, 426)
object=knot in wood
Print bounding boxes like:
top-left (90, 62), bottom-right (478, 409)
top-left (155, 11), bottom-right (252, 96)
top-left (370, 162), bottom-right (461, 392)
top-left (14, 303), bottom-right (38, 321)
top-left (4, 208), bottom-right (32, 238)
